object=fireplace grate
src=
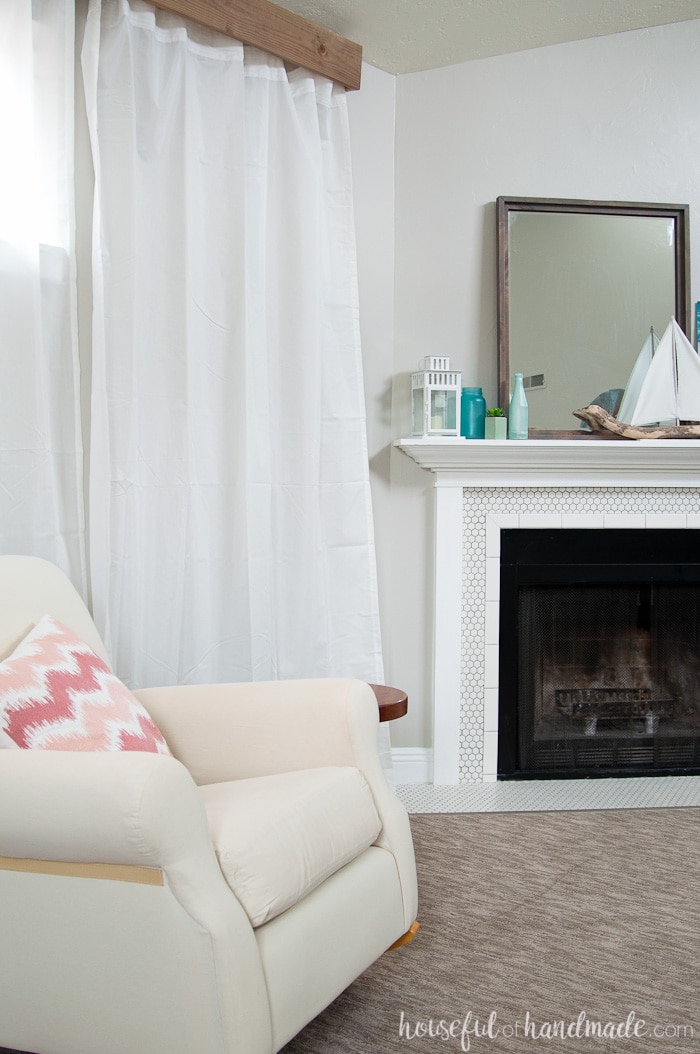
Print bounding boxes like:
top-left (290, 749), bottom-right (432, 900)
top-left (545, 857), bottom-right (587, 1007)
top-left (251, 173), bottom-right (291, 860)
top-left (555, 688), bottom-right (674, 721)
top-left (554, 687), bottom-right (674, 737)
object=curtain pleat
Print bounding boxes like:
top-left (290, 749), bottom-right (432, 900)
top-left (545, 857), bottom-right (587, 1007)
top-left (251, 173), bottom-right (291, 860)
top-left (82, 1), bottom-right (386, 702)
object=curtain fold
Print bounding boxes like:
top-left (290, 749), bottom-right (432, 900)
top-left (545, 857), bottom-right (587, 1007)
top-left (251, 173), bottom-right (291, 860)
top-left (82, 1), bottom-right (386, 700)
top-left (0, 1), bottom-right (86, 592)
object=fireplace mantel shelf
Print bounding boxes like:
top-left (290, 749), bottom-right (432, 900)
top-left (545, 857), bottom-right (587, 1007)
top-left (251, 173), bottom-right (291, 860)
top-left (395, 437), bottom-right (700, 487)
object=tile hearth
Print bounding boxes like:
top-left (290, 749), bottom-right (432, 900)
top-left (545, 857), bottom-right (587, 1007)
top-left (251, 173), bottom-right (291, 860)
top-left (397, 774), bottom-right (700, 814)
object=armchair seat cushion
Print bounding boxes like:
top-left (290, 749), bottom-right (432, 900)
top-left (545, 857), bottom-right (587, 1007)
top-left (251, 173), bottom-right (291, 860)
top-left (199, 766), bottom-right (382, 927)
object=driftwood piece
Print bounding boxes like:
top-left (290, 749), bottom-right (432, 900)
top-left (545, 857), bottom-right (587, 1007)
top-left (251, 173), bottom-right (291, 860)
top-left (573, 404), bottom-right (700, 440)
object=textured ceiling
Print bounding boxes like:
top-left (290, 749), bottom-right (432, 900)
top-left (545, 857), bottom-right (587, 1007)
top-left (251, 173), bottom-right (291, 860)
top-left (273, 0), bottom-right (700, 74)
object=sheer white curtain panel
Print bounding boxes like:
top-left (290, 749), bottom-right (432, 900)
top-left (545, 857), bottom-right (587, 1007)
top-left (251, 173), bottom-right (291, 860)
top-left (82, 2), bottom-right (386, 701)
top-left (0, 1), bottom-right (86, 591)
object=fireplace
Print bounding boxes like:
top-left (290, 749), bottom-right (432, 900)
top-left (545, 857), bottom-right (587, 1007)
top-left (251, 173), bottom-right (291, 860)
top-left (395, 436), bottom-right (700, 788)
top-left (498, 529), bottom-right (700, 779)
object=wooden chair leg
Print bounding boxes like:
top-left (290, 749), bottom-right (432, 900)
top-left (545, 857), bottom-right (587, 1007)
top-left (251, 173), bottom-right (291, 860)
top-left (387, 920), bottom-right (420, 951)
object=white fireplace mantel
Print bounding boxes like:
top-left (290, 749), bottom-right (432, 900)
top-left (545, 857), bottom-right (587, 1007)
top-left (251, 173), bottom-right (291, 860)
top-left (396, 436), bottom-right (700, 487)
top-left (395, 437), bottom-right (700, 787)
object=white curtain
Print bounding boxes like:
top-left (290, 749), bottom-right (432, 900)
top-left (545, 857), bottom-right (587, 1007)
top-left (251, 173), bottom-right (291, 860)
top-left (81, 1), bottom-right (386, 698)
top-left (0, 1), bottom-right (86, 591)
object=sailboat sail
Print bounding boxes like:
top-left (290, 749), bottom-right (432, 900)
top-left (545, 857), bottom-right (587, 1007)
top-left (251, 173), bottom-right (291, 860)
top-left (625, 318), bottom-right (700, 426)
top-left (616, 327), bottom-right (657, 424)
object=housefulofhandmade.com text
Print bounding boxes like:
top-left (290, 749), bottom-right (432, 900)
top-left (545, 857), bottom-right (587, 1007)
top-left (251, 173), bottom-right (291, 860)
top-left (398, 1009), bottom-right (694, 1050)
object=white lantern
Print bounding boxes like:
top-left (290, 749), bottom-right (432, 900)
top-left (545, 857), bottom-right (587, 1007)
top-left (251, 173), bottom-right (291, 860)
top-left (411, 356), bottom-right (462, 436)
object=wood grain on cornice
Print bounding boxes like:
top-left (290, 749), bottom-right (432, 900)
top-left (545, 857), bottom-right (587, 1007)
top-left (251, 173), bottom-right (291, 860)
top-left (153, 0), bottom-right (362, 89)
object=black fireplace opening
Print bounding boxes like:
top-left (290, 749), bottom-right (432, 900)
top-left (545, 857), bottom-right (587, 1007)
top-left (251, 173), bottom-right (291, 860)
top-left (498, 529), bottom-right (700, 780)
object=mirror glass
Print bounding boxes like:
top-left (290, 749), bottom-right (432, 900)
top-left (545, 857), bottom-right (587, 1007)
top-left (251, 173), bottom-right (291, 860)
top-left (497, 197), bottom-right (690, 436)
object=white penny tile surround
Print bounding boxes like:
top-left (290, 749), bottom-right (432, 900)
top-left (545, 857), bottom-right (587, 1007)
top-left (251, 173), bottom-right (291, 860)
top-left (396, 438), bottom-right (700, 800)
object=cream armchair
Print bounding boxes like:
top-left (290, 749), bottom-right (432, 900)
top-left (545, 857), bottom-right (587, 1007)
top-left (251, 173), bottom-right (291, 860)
top-left (0, 557), bottom-right (418, 1054)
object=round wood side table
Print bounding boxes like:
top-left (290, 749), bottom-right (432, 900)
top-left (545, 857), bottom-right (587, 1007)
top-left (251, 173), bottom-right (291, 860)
top-left (369, 683), bottom-right (408, 722)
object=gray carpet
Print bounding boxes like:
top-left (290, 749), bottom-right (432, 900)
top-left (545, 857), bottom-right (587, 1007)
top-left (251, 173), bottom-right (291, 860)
top-left (282, 809), bottom-right (700, 1054)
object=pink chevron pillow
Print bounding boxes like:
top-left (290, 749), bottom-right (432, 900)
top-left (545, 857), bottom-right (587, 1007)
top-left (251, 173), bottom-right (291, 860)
top-left (0, 616), bottom-right (171, 754)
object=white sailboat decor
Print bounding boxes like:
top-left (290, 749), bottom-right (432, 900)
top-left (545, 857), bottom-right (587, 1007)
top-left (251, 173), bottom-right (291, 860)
top-left (621, 318), bottom-right (700, 427)
top-left (615, 327), bottom-right (658, 424)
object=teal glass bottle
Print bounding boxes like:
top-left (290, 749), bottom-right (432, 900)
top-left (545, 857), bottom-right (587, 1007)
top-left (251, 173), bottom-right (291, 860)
top-left (460, 387), bottom-right (486, 439)
top-left (508, 373), bottom-right (528, 440)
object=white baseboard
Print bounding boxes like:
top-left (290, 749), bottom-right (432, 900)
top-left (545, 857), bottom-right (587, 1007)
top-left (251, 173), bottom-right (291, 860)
top-left (391, 747), bottom-right (433, 784)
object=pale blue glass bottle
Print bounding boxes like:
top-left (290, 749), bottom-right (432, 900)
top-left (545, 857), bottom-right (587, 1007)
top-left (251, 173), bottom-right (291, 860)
top-left (508, 373), bottom-right (528, 440)
top-left (460, 387), bottom-right (486, 439)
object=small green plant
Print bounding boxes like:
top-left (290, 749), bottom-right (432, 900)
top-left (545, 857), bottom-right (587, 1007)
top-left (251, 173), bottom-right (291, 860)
top-left (486, 407), bottom-right (505, 417)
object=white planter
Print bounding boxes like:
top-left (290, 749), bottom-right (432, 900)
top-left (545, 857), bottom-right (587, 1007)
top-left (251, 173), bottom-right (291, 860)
top-left (485, 417), bottom-right (507, 439)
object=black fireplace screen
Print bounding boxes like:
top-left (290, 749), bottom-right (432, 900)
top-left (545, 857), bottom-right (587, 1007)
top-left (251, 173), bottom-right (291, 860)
top-left (498, 529), bottom-right (700, 779)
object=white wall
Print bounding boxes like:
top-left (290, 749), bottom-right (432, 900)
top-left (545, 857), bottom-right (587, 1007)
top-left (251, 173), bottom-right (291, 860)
top-left (349, 63), bottom-right (436, 751)
top-left (349, 19), bottom-right (700, 751)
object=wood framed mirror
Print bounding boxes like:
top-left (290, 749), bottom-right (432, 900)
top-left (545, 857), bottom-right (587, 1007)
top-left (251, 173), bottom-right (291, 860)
top-left (497, 197), bottom-right (691, 438)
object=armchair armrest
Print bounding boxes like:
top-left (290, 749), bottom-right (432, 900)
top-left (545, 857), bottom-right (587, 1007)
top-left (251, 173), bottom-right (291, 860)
top-left (0, 750), bottom-right (238, 923)
top-left (0, 750), bottom-right (273, 1053)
